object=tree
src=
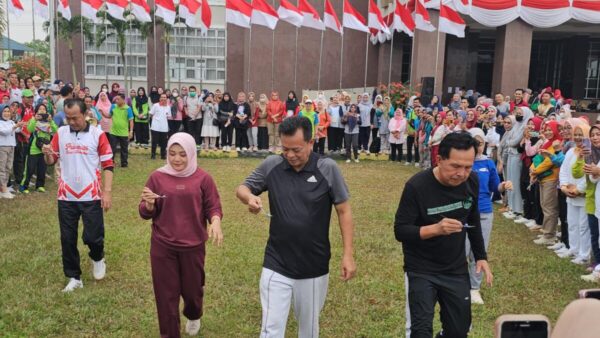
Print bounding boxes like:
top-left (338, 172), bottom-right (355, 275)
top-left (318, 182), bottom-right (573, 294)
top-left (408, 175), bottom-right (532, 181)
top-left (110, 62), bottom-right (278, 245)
top-left (10, 56), bottom-right (50, 80)
top-left (95, 11), bottom-right (133, 88)
top-left (25, 39), bottom-right (50, 71)
top-left (43, 15), bottom-right (94, 84)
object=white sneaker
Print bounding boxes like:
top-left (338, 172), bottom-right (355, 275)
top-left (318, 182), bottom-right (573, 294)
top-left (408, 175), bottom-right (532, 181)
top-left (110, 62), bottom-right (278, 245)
top-left (525, 220), bottom-right (537, 228)
top-left (354, 159), bottom-right (360, 163)
top-left (0, 191), bottom-right (15, 199)
top-left (514, 216), bottom-right (528, 224)
top-left (404, 162), bottom-right (410, 166)
top-left (547, 242), bottom-right (564, 250)
top-left (346, 159), bottom-right (351, 163)
top-left (185, 319), bottom-right (201, 335)
top-left (62, 278), bottom-right (83, 292)
top-left (581, 272), bottom-right (600, 283)
top-left (236, 147), bottom-right (241, 152)
top-left (242, 147), bottom-right (248, 151)
top-left (503, 211), bottom-right (516, 219)
top-left (470, 289), bottom-right (484, 304)
top-left (556, 250), bottom-right (575, 258)
top-left (571, 257), bottom-right (589, 265)
top-left (92, 258), bottom-right (106, 280)
top-left (494, 200), bottom-right (503, 205)
top-left (366, 150), bottom-right (370, 155)
top-left (555, 247), bottom-right (570, 255)
top-left (415, 163), bottom-right (420, 168)
top-left (533, 237), bottom-right (555, 245)
top-left (7, 186), bottom-right (15, 193)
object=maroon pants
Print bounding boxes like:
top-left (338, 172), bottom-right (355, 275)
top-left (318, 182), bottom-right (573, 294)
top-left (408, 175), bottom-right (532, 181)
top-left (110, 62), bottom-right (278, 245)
top-left (150, 237), bottom-right (206, 338)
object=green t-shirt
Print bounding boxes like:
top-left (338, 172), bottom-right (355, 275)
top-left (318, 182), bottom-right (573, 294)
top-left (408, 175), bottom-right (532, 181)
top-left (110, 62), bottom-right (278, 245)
top-left (298, 110), bottom-right (319, 138)
top-left (110, 104), bottom-right (134, 137)
top-left (132, 98), bottom-right (150, 123)
top-left (27, 118), bottom-right (58, 155)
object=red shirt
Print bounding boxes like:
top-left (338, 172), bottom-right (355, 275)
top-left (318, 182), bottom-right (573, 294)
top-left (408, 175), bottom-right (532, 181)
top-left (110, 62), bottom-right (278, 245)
top-left (16, 105), bottom-right (34, 143)
top-left (139, 169), bottom-right (223, 249)
top-left (267, 100), bottom-right (285, 123)
top-left (509, 100), bottom-right (528, 112)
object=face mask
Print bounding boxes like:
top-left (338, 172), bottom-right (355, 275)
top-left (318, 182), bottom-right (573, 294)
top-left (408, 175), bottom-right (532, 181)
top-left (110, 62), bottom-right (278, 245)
top-left (530, 131), bottom-right (539, 138)
top-left (102, 88), bottom-right (108, 93)
top-left (172, 93), bottom-right (179, 98)
top-left (516, 116), bottom-right (524, 122)
top-left (559, 113), bottom-right (565, 118)
top-left (189, 92), bottom-right (196, 98)
top-left (40, 113), bottom-right (49, 120)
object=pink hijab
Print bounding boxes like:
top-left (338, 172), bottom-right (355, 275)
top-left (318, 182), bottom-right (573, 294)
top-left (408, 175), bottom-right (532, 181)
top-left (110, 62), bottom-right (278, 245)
top-left (95, 92), bottom-right (112, 113)
top-left (158, 133), bottom-right (198, 177)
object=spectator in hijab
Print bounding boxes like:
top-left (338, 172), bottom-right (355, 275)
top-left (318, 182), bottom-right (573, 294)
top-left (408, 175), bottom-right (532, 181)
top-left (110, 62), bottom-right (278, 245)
top-left (357, 93), bottom-right (372, 153)
top-left (218, 92), bottom-right (235, 152)
top-left (108, 83), bottom-right (120, 102)
top-left (133, 87), bottom-right (150, 147)
top-left (96, 91), bottom-right (113, 133)
top-left (285, 91), bottom-right (299, 118)
top-left (267, 91), bottom-right (285, 152)
top-left (234, 92), bottom-right (251, 152)
top-left (149, 86), bottom-right (160, 104)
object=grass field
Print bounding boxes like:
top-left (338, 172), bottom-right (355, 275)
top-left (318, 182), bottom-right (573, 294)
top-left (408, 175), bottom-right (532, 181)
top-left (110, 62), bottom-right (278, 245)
top-left (0, 155), bottom-right (595, 337)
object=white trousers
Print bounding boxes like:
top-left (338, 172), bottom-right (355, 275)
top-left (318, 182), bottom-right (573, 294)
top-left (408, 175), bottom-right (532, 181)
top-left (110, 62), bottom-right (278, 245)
top-left (567, 203), bottom-right (591, 260)
top-left (259, 268), bottom-right (329, 338)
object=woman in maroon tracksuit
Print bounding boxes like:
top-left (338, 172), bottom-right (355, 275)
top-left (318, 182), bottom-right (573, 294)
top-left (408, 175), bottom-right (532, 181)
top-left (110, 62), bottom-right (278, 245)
top-left (139, 132), bottom-right (223, 337)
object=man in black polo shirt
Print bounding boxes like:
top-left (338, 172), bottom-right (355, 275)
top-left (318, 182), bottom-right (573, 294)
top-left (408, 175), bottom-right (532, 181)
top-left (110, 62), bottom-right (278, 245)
top-left (394, 132), bottom-right (493, 338)
top-left (236, 116), bottom-right (356, 338)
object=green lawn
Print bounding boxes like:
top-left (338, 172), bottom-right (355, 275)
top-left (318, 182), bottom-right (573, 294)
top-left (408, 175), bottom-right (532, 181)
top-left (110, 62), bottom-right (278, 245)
top-left (0, 155), bottom-right (593, 337)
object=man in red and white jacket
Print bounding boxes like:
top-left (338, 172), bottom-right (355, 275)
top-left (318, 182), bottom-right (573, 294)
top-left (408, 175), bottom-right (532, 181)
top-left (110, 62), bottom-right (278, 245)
top-left (42, 99), bottom-right (114, 292)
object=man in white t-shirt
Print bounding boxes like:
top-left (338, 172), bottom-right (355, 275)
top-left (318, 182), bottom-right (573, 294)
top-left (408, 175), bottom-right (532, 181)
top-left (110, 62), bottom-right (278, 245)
top-left (42, 98), bottom-right (114, 292)
top-left (149, 93), bottom-right (171, 159)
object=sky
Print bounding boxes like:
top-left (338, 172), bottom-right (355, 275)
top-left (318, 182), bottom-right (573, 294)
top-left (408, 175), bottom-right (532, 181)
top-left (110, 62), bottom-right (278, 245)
top-left (5, 4), bottom-right (47, 44)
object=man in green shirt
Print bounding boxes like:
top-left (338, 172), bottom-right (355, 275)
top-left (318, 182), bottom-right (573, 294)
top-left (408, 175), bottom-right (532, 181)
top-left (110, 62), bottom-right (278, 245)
top-left (109, 94), bottom-right (134, 168)
top-left (298, 99), bottom-right (319, 139)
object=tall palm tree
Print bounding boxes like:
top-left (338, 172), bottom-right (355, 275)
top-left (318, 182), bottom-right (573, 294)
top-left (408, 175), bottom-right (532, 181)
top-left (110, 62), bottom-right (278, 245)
top-left (43, 15), bottom-right (93, 84)
top-left (95, 10), bottom-right (134, 87)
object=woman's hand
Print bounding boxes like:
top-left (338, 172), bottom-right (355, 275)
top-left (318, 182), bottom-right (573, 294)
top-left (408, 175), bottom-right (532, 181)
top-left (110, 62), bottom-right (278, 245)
top-left (208, 217), bottom-right (223, 246)
top-left (500, 181), bottom-right (513, 192)
top-left (141, 187), bottom-right (160, 211)
top-left (584, 164), bottom-right (600, 176)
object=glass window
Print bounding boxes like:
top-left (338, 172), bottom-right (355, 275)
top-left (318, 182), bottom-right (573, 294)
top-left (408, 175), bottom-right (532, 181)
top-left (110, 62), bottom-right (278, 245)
top-left (86, 55), bottom-right (94, 63)
top-left (186, 59), bottom-right (195, 67)
top-left (186, 70), bottom-right (195, 79)
top-left (206, 70), bottom-right (216, 80)
top-left (86, 66), bottom-right (94, 74)
top-left (96, 65), bottom-right (106, 76)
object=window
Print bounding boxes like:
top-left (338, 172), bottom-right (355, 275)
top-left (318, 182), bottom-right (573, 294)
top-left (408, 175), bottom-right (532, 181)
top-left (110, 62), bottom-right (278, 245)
top-left (585, 41), bottom-right (600, 99)
top-left (167, 28), bottom-right (226, 81)
top-left (84, 24), bottom-right (148, 79)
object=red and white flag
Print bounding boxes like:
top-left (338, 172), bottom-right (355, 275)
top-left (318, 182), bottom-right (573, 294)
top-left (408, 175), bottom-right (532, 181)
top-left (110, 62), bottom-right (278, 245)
top-left (196, 0), bottom-right (212, 34)
top-left (368, 0), bottom-right (390, 36)
top-left (106, 0), bottom-right (128, 21)
top-left (251, 0), bottom-right (279, 29)
top-left (414, 0), bottom-right (435, 32)
top-left (343, 0), bottom-right (369, 33)
top-left (277, 0), bottom-right (303, 28)
top-left (81, 0), bottom-right (102, 22)
top-left (179, 0), bottom-right (202, 28)
top-left (324, 0), bottom-right (342, 34)
top-left (57, 0), bottom-right (71, 20)
top-left (130, 0), bottom-right (152, 23)
top-left (33, 0), bottom-right (49, 20)
top-left (298, 0), bottom-right (325, 30)
top-left (8, 0), bottom-right (24, 17)
top-left (391, 0), bottom-right (415, 37)
top-left (226, 0), bottom-right (252, 28)
top-left (439, 3), bottom-right (465, 38)
top-left (155, 0), bottom-right (176, 25)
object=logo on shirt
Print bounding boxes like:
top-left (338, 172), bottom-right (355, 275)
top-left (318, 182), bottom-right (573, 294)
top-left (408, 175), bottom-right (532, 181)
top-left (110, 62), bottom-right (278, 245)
top-left (65, 143), bottom-right (89, 155)
top-left (463, 197), bottom-right (473, 210)
top-left (307, 175), bottom-right (317, 183)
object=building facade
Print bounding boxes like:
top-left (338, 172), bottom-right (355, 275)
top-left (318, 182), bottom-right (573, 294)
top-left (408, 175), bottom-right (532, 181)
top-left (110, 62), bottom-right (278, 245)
top-left (55, 0), bottom-right (600, 105)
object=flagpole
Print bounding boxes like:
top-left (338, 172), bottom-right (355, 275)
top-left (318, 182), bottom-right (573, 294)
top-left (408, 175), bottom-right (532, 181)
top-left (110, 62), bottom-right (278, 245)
top-left (104, 10), bottom-right (109, 85)
top-left (271, 0), bottom-right (276, 91)
top-left (339, 0), bottom-right (344, 90)
top-left (294, 27), bottom-right (298, 91)
top-left (200, 29), bottom-right (204, 90)
top-left (49, 0), bottom-right (56, 79)
top-left (363, 33), bottom-right (369, 92)
top-left (80, 14), bottom-right (84, 85)
top-left (55, 1), bottom-right (60, 78)
top-left (388, 31), bottom-right (394, 89)
top-left (129, 17), bottom-right (133, 90)
top-left (6, 2), bottom-right (11, 60)
top-left (317, 29), bottom-right (324, 91)
top-left (433, 28), bottom-right (440, 96)
top-left (247, 25), bottom-right (252, 92)
top-left (32, 0), bottom-right (37, 75)
top-left (178, 27), bottom-right (182, 91)
top-left (153, 2), bottom-right (157, 86)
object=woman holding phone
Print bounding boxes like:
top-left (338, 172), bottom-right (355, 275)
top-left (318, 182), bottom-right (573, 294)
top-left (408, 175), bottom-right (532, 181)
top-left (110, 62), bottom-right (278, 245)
top-left (139, 132), bottom-right (223, 337)
top-left (558, 121), bottom-right (590, 264)
top-left (577, 124), bottom-right (600, 282)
